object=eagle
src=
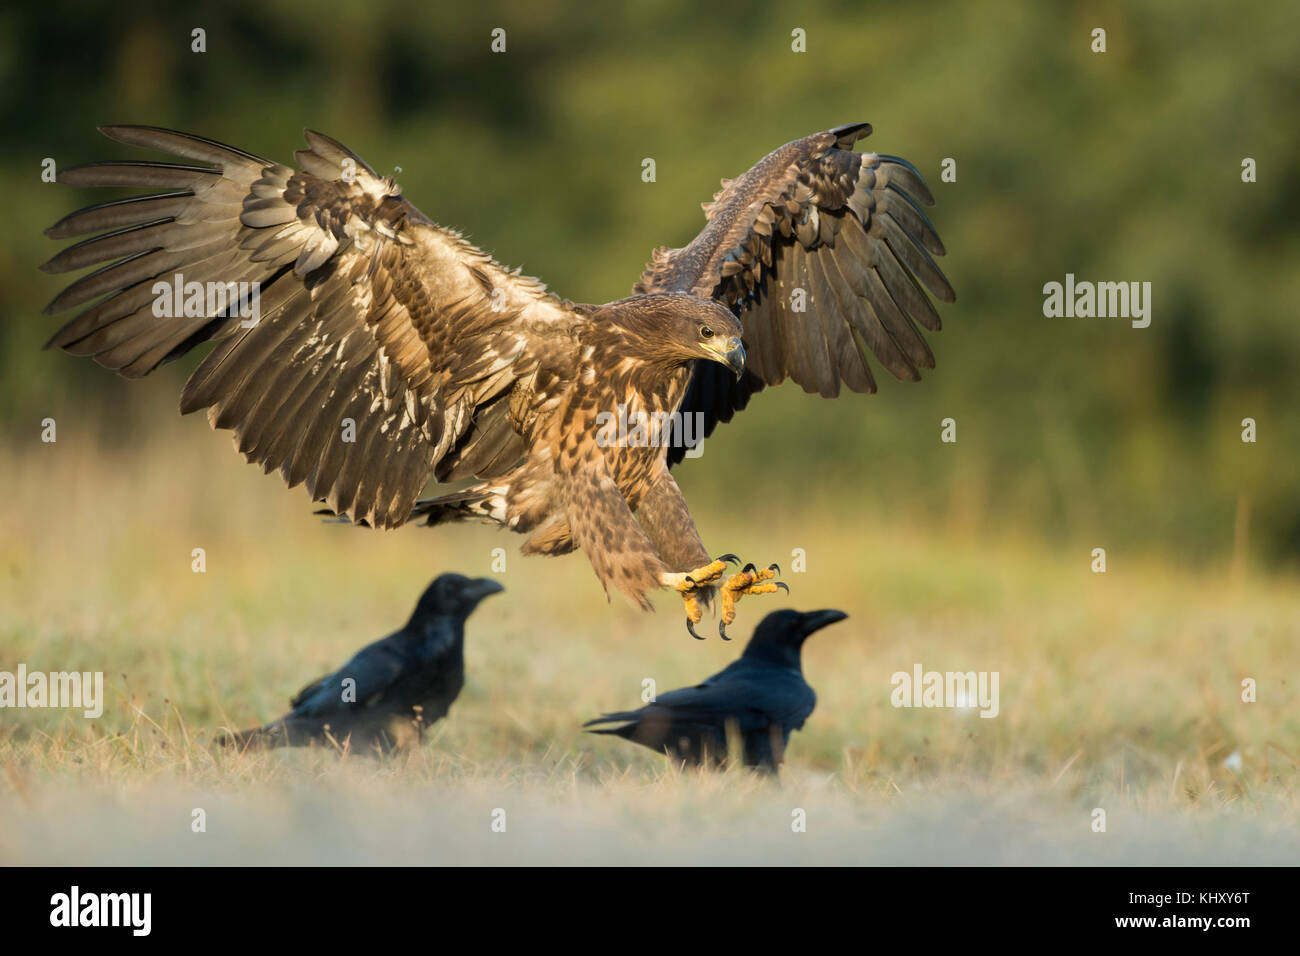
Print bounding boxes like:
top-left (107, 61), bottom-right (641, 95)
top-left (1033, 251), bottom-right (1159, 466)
top-left (40, 122), bottom-right (953, 638)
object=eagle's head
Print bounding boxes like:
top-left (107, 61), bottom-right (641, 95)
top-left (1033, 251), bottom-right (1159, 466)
top-left (609, 293), bottom-right (746, 379)
top-left (687, 299), bottom-right (747, 380)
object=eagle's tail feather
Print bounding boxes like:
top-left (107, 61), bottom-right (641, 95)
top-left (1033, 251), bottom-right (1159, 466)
top-left (409, 485), bottom-right (507, 527)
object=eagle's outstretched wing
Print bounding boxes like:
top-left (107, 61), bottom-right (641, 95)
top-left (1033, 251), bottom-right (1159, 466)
top-left (635, 123), bottom-right (954, 466)
top-left (41, 126), bottom-right (584, 527)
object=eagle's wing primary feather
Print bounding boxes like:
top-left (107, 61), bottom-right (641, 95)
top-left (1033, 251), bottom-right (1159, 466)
top-left (41, 126), bottom-right (584, 527)
top-left (635, 123), bottom-right (954, 466)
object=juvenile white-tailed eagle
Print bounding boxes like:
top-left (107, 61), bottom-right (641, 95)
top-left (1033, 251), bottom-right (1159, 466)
top-left (41, 122), bottom-right (953, 638)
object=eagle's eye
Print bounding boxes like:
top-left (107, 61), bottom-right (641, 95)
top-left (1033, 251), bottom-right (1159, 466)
top-left (700, 325), bottom-right (714, 339)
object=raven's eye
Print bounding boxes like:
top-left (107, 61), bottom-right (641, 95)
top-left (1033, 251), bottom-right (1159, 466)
top-left (700, 326), bottom-right (714, 338)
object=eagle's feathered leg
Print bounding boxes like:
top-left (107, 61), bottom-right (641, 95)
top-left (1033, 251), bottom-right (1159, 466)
top-left (718, 563), bottom-right (789, 640)
top-left (636, 467), bottom-right (787, 638)
top-left (561, 466), bottom-right (669, 610)
top-left (636, 469), bottom-right (733, 637)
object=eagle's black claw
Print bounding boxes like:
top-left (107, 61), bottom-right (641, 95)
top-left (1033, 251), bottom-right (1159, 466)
top-left (775, 581), bottom-right (790, 594)
top-left (717, 553), bottom-right (740, 566)
top-left (687, 619), bottom-right (705, 640)
top-left (719, 620), bottom-right (732, 640)
top-left (768, 563), bottom-right (781, 574)
top-left (741, 562), bottom-right (757, 574)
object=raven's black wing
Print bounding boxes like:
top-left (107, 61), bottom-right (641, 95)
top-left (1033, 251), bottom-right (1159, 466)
top-left (289, 633), bottom-right (409, 717)
top-left (586, 661), bottom-right (814, 736)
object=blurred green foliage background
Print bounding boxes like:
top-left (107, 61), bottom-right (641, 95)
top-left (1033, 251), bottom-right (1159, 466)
top-left (2, 0), bottom-right (1297, 567)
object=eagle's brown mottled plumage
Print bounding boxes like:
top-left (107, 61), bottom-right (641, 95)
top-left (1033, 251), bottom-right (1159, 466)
top-left (40, 122), bottom-right (952, 609)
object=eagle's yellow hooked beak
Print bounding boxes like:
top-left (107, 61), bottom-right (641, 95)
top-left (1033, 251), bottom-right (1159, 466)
top-left (705, 335), bottom-right (746, 379)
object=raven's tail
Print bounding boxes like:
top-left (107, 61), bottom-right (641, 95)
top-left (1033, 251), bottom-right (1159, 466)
top-left (582, 713), bottom-right (641, 739)
top-left (215, 717), bottom-right (320, 751)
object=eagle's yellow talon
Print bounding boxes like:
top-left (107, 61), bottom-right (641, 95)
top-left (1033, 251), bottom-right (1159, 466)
top-left (668, 555), bottom-right (735, 592)
top-left (683, 591), bottom-right (704, 624)
top-left (667, 557), bottom-right (783, 639)
top-left (713, 561), bottom-right (789, 638)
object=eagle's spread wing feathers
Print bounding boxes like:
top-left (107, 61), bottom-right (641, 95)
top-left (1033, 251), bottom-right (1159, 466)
top-left (635, 123), bottom-right (953, 466)
top-left (41, 126), bottom-right (583, 527)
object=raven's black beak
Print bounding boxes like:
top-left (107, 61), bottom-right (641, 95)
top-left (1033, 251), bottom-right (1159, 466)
top-left (723, 337), bottom-right (746, 380)
top-left (800, 609), bottom-right (847, 637)
top-left (468, 578), bottom-right (505, 601)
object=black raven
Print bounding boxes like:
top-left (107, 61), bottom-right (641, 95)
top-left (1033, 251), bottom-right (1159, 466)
top-left (584, 608), bottom-right (846, 771)
top-left (219, 573), bottom-right (503, 753)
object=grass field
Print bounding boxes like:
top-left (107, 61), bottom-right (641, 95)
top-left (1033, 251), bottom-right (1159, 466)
top-left (2, 415), bottom-right (1297, 865)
